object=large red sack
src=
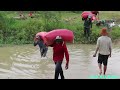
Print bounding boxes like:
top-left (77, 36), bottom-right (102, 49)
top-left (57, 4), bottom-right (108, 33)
top-left (81, 11), bottom-right (96, 21)
top-left (91, 11), bottom-right (99, 15)
top-left (45, 29), bottom-right (74, 45)
top-left (34, 32), bottom-right (47, 44)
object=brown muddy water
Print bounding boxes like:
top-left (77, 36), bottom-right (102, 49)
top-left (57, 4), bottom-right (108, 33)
top-left (0, 44), bottom-right (120, 79)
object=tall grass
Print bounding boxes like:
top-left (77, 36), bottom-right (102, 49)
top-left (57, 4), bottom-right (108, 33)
top-left (0, 11), bottom-right (120, 45)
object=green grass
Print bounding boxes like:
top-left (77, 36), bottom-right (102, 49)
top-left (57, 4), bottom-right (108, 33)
top-left (0, 11), bottom-right (120, 45)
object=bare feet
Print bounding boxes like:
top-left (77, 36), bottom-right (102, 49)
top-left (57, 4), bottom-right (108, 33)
top-left (99, 70), bottom-right (102, 75)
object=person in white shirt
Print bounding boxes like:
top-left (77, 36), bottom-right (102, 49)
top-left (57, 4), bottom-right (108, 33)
top-left (93, 28), bottom-right (112, 75)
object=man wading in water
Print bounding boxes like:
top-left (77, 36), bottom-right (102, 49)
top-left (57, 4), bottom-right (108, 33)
top-left (50, 36), bottom-right (69, 79)
top-left (93, 28), bottom-right (112, 75)
top-left (34, 35), bottom-right (48, 57)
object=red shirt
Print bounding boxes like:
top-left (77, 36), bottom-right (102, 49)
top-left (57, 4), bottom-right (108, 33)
top-left (51, 42), bottom-right (69, 65)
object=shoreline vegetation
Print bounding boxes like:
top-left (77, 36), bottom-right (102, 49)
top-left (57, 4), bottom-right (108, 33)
top-left (0, 11), bottom-right (120, 46)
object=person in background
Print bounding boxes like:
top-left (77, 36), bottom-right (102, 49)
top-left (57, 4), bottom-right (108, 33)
top-left (29, 12), bottom-right (33, 18)
top-left (83, 15), bottom-right (92, 39)
top-left (93, 28), bottom-right (112, 75)
top-left (50, 36), bottom-right (69, 79)
top-left (34, 35), bottom-right (48, 57)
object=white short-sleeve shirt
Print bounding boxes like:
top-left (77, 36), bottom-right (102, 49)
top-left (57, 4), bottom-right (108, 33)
top-left (97, 36), bottom-right (112, 55)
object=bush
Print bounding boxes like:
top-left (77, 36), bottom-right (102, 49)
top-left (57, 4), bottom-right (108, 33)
top-left (0, 11), bottom-right (120, 45)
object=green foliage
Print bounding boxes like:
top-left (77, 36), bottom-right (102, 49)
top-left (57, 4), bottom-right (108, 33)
top-left (0, 11), bottom-right (120, 45)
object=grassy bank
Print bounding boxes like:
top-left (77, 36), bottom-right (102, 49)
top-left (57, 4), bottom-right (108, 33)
top-left (0, 11), bottom-right (120, 45)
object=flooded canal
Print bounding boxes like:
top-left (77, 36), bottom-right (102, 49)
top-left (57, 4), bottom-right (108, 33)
top-left (0, 44), bottom-right (120, 79)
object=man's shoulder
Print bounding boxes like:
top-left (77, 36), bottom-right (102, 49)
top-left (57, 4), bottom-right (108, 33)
top-left (106, 36), bottom-right (111, 40)
top-left (98, 36), bottom-right (102, 40)
top-left (100, 36), bottom-right (112, 41)
top-left (97, 36), bottom-right (106, 41)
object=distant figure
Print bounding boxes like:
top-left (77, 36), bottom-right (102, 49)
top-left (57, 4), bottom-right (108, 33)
top-left (29, 12), bottom-right (33, 18)
top-left (50, 36), bottom-right (69, 79)
top-left (83, 15), bottom-right (92, 39)
top-left (96, 20), bottom-right (105, 27)
top-left (93, 28), bottom-right (112, 75)
top-left (34, 35), bottom-right (48, 57)
top-left (96, 19), bottom-right (115, 29)
top-left (105, 20), bottom-right (115, 32)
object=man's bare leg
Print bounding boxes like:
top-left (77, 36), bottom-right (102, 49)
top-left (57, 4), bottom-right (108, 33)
top-left (98, 63), bottom-right (102, 75)
top-left (103, 66), bottom-right (107, 75)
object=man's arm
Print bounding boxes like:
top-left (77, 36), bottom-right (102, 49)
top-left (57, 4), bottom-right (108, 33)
top-left (93, 46), bottom-right (99, 57)
top-left (63, 43), bottom-right (69, 69)
top-left (91, 21), bottom-right (92, 28)
top-left (97, 11), bottom-right (99, 20)
top-left (109, 39), bottom-right (112, 57)
top-left (34, 41), bottom-right (38, 46)
top-left (109, 47), bottom-right (111, 57)
top-left (93, 38), bottom-right (99, 57)
top-left (89, 19), bottom-right (92, 28)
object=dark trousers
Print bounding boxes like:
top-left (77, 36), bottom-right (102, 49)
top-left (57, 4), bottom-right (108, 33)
top-left (40, 47), bottom-right (48, 57)
top-left (54, 61), bottom-right (64, 79)
top-left (84, 27), bottom-right (90, 38)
